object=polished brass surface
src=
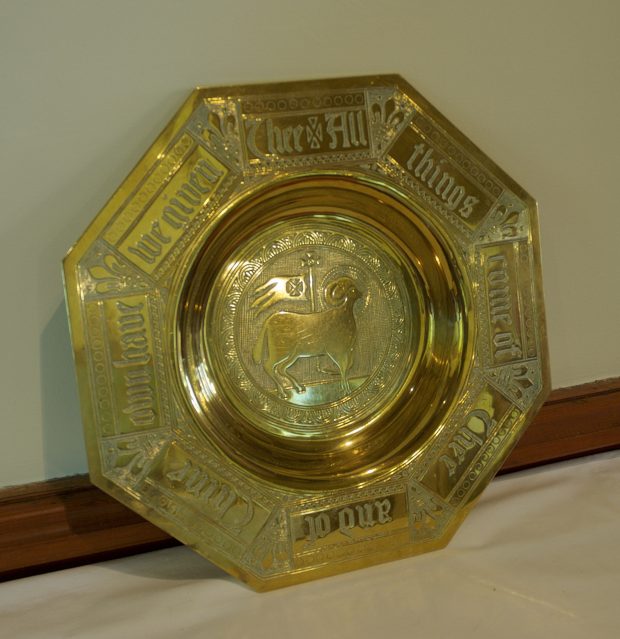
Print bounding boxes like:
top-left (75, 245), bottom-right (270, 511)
top-left (64, 75), bottom-right (550, 590)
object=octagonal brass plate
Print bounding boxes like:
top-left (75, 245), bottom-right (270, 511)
top-left (64, 75), bottom-right (549, 590)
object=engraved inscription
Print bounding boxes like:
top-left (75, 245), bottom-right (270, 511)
top-left (243, 107), bottom-right (369, 160)
top-left (449, 408), bottom-right (522, 506)
top-left (405, 143), bottom-right (479, 218)
top-left (389, 125), bottom-right (494, 228)
top-left (166, 459), bottom-right (254, 532)
top-left (117, 147), bottom-right (227, 274)
top-left (290, 490), bottom-right (410, 566)
top-left (422, 386), bottom-right (513, 498)
top-left (482, 244), bottom-right (524, 365)
top-left (303, 498), bottom-right (393, 544)
top-left (303, 498), bottom-right (392, 543)
top-left (412, 112), bottom-right (503, 197)
top-left (140, 479), bottom-right (245, 559)
top-left (438, 408), bottom-right (495, 477)
top-left (85, 302), bottom-right (115, 435)
top-left (121, 367), bottom-right (155, 428)
top-left (103, 294), bottom-right (160, 434)
top-left (104, 134), bottom-right (195, 245)
top-left (155, 445), bottom-right (269, 540)
top-left (112, 300), bottom-right (151, 368)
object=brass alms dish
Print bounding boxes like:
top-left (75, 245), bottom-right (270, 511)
top-left (64, 75), bottom-right (549, 590)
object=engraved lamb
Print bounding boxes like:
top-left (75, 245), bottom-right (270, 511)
top-left (252, 277), bottom-right (363, 399)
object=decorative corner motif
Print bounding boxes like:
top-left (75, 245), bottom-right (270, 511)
top-left (101, 431), bottom-right (169, 486)
top-left (189, 99), bottom-right (242, 168)
top-left (487, 361), bottom-right (542, 409)
top-left (80, 242), bottom-right (152, 297)
top-left (408, 482), bottom-right (453, 542)
top-left (243, 510), bottom-right (293, 577)
top-left (366, 87), bottom-right (415, 156)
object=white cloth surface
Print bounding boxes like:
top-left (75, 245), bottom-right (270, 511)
top-left (1, 451), bottom-right (619, 639)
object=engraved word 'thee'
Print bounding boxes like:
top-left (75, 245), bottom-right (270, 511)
top-left (245, 110), bottom-right (369, 160)
top-left (439, 408), bottom-right (496, 477)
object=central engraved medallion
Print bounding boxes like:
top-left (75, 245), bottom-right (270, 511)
top-left (209, 218), bottom-right (419, 431)
top-left (175, 173), bottom-right (470, 486)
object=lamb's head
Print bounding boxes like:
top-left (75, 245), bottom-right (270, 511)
top-left (325, 277), bottom-right (362, 307)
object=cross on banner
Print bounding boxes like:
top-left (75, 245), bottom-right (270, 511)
top-left (251, 276), bottom-right (307, 311)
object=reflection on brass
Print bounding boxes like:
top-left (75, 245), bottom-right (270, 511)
top-left (64, 75), bottom-right (550, 590)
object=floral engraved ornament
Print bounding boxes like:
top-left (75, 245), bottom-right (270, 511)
top-left (88, 254), bottom-right (132, 293)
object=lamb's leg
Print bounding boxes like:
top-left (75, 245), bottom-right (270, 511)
top-left (273, 354), bottom-right (305, 396)
top-left (335, 350), bottom-right (354, 394)
top-left (282, 356), bottom-right (305, 394)
top-left (265, 356), bottom-right (287, 399)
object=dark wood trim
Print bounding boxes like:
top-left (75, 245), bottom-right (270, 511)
top-left (0, 475), bottom-right (178, 581)
top-left (500, 377), bottom-right (620, 472)
top-left (2, 377), bottom-right (619, 581)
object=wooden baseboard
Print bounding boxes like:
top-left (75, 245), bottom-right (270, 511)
top-left (2, 377), bottom-right (619, 581)
top-left (499, 377), bottom-right (620, 472)
top-left (0, 475), bottom-right (177, 581)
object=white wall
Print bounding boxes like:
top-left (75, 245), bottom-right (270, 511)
top-left (1, 0), bottom-right (618, 487)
